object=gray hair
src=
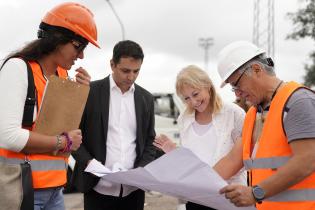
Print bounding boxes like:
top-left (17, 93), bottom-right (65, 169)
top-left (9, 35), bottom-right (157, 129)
top-left (249, 53), bottom-right (275, 75)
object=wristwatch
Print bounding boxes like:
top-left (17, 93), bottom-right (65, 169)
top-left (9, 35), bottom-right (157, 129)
top-left (252, 185), bottom-right (265, 204)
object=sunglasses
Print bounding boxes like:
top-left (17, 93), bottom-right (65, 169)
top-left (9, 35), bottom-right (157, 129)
top-left (71, 40), bottom-right (87, 53)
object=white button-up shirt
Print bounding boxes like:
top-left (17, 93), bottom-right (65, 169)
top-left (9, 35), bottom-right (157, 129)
top-left (94, 75), bottom-right (137, 197)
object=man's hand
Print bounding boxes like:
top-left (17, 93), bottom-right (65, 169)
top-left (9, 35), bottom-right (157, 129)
top-left (219, 185), bottom-right (256, 207)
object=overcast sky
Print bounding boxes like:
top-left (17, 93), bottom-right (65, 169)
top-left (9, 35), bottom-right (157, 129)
top-left (0, 0), bottom-right (313, 102)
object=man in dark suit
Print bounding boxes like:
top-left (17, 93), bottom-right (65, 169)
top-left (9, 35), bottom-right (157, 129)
top-left (72, 40), bottom-right (156, 210)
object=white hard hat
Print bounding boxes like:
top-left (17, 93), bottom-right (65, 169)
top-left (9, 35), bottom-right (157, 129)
top-left (217, 41), bottom-right (265, 88)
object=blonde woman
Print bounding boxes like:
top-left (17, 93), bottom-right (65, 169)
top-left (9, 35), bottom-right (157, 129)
top-left (154, 65), bottom-right (246, 210)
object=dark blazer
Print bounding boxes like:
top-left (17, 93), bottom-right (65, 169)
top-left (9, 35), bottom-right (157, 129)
top-left (71, 76), bottom-right (156, 193)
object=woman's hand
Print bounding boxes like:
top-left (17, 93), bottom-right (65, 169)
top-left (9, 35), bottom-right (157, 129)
top-left (75, 67), bottom-right (91, 85)
top-left (153, 134), bottom-right (176, 153)
top-left (67, 129), bottom-right (82, 151)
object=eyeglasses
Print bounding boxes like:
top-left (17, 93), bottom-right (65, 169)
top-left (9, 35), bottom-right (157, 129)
top-left (230, 66), bottom-right (250, 92)
top-left (71, 40), bottom-right (87, 53)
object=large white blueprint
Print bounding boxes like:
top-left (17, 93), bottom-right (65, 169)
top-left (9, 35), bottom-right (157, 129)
top-left (85, 147), bottom-right (256, 210)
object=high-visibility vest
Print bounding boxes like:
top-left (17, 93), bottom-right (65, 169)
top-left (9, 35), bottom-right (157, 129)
top-left (0, 61), bottom-right (69, 189)
top-left (242, 81), bottom-right (315, 210)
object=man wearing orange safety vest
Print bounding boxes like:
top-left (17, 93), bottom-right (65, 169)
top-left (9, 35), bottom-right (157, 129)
top-left (0, 2), bottom-right (99, 210)
top-left (213, 41), bottom-right (315, 210)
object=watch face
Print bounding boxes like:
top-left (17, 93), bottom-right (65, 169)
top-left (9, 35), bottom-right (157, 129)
top-left (253, 186), bottom-right (265, 200)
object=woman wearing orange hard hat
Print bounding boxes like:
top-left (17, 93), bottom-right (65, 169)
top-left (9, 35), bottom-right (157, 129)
top-left (0, 2), bottom-right (99, 210)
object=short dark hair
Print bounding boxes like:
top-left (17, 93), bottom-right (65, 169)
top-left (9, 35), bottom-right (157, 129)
top-left (112, 40), bottom-right (144, 64)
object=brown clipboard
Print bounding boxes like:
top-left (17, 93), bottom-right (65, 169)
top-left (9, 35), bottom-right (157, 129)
top-left (34, 75), bottom-right (90, 136)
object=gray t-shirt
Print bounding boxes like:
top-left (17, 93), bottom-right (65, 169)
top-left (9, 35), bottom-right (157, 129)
top-left (283, 88), bottom-right (315, 142)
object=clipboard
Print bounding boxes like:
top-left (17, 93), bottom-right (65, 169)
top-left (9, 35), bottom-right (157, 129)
top-left (34, 75), bottom-right (90, 136)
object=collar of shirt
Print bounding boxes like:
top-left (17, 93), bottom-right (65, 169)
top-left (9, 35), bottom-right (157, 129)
top-left (180, 104), bottom-right (224, 127)
top-left (109, 74), bottom-right (135, 94)
top-left (180, 110), bottom-right (215, 133)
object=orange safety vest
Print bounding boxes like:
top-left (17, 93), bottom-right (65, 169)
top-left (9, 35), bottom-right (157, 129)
top-left (0, 61), bottom-right (69, 189)
top-left (242, 81), bottom-right (315, 210)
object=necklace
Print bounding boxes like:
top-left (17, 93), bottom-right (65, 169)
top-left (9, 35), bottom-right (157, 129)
top-left (259, 80), bottom-right (283, 123)
top-left (259, 80), bottom-right (284, 109)
top-left (271, 80), bottom-right (283, 100)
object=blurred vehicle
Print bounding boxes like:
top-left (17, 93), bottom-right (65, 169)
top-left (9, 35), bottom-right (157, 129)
top-left (64, 92), bottom-right (184, 193)
top-left (153, 93), bottom-right (184, 145)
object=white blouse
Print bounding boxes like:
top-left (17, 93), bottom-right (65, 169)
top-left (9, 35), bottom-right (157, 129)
top-left (184, 121), bottom-right (218, 167)
top-left (178, 101), bottom-right (247, 185)
top-left (0, 58), bottom-right (30, 152)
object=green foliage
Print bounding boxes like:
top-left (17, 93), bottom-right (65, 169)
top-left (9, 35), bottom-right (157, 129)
top-left (287, 0), bottom-right (315, 86)
top-left (304, 52), bottom-right (315, 87)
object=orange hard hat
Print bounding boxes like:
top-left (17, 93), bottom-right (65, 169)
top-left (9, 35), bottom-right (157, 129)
top-left (42, 2), bottom-right (100, 48)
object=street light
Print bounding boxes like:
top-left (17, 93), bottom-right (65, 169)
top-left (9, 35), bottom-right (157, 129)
top-left (105, 0), bottom-right (125, 40)
top-left (198, 37), bottom-right (213, 72)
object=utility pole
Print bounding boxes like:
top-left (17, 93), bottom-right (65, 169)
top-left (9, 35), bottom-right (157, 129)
top-left (106, 0), bottom-right (125, 40)
top-left (198, 37), bottom-right (213, 72)
top-left (253, 0), bottom-right (274, 58)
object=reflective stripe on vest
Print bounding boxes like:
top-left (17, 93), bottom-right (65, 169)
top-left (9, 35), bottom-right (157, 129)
top-left (0, 156), bottom-right (67, 171)
top-left (242, 81), bottom-right (315, 209)
top-left (266, 189), bottom-right (315, 202)
top-left (0, 60), bottom-right (69, 189)
top-left (243, 156), bottom-right (290, 170)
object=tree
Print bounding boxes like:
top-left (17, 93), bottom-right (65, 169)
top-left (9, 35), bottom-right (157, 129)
top-left (287, 0), bottom-right (315, 87)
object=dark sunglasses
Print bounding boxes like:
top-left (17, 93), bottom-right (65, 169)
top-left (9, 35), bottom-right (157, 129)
top-left (71, 40), bottom-right (87, 53)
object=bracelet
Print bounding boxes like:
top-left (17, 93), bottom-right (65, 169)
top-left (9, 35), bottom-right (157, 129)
top-left (55, 135), bottom-right (63, 151)
top-left (58, 134), bottom-right (67, 153)
top-left (61, 132), bottom-right (73, 153)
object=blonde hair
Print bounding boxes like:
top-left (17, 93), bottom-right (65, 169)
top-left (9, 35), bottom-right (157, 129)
top-left (176, 65), bottom-right (222, 115)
